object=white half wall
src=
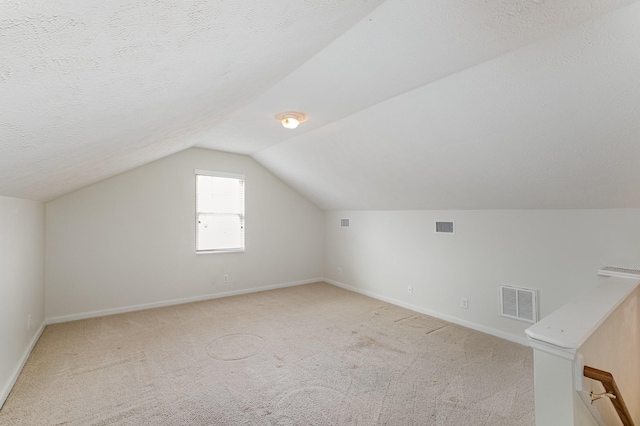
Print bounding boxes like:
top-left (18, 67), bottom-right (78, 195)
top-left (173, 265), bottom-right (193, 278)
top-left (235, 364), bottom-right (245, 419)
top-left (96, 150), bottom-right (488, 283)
top-left (324, 209), bottom-right (640, 342)
top-left (0, 196), bottom-right (45, 408)
top-left (46, 148), bottom-right (324, 321)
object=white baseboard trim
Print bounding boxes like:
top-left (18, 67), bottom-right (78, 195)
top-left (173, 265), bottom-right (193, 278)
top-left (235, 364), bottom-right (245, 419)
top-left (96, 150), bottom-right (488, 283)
top-left (0, 322), bottom-right (46, 410)
top-left (46, 278), bottom-right (322, 325)
top-left (325, 279), bottom-right (529, 346)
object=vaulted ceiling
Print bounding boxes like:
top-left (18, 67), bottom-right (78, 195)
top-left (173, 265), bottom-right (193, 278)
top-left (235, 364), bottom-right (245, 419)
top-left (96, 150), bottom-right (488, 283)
top-left (2, 0), bottom-right (640, 209)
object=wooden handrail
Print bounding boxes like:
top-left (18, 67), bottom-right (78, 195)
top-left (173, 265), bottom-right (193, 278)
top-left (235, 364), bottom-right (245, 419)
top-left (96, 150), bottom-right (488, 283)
top-left (584, 365), bottom-right (635, 426)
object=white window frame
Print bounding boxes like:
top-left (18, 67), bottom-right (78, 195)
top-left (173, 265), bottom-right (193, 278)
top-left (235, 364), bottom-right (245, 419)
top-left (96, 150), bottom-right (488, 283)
top-left (195, 169), bottom-right (245, 254)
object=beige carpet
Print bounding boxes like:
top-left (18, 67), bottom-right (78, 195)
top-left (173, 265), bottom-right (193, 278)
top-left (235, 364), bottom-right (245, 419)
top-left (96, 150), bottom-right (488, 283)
top-left (0, 282), bottom-right (534, 425)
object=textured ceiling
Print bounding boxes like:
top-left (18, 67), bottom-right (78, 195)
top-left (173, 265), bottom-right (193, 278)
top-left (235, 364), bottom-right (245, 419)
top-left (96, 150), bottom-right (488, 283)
top-left (0, 0), bottom-right (384, 201)
top-left (197, 0), bottom-right (636, 155)
top-left (254, 0), bottom-right (640, 209)
top-left (2, 0), bottom-right (640, 209)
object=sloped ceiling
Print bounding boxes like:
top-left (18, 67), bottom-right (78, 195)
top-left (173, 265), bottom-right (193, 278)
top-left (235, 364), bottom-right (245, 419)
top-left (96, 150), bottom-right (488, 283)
top-left (0, 0), bottom-right (384, 201)
top-left (2, 0), bottom-right (640, 209)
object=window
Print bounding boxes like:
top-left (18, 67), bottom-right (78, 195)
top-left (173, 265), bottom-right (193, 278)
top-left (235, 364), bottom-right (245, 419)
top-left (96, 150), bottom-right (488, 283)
top-left (195, 170), bottom-right (245, 253)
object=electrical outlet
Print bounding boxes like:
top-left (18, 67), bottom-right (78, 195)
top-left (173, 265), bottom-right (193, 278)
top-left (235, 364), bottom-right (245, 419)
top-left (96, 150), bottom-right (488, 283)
top-left (461, 298), bottom-right (468, 309)
top-left (408, 286), bottom-right (413, 294)
top-left (223, 275), bottom-right (229, 283)
top-left (27, 314), bottom-right (31, 330)
top-left (337, 267), bottom-right (342, 275)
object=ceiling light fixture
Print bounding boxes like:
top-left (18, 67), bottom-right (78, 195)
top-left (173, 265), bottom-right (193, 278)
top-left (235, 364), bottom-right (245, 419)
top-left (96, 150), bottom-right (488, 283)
top-left (275, 111), bottom-right (308, 130)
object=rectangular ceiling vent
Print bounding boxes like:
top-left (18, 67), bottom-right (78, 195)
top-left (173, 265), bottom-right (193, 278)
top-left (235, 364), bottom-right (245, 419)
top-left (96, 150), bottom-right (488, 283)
top-left (500, 284), bottom-right (538, 323)
top-left (435, 221), bottom-right (455, 234)
top-left (340, 218), bottom-right (350, 228)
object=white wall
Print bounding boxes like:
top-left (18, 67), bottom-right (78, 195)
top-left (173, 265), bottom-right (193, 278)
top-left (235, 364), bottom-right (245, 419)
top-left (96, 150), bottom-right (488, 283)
top-left (46, 148), bottom-right (324, 321)
top-left (532, 351), bottom-right (578, 426)
top-left (0, 196), bottom-right (45, 408)
top-left (324, 209), bottom-right (640, 342)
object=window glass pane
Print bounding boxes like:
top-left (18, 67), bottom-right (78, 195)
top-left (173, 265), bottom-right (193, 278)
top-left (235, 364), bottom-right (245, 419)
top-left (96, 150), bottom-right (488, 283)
top-left (197, 214), bottom-right (242, 251)
top-left (197, 175), bottom-right (242, 214)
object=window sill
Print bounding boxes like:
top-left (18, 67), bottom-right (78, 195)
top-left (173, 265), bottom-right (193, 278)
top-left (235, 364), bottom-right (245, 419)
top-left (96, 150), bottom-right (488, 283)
top-left (196, 249), bottom-right (245, 255)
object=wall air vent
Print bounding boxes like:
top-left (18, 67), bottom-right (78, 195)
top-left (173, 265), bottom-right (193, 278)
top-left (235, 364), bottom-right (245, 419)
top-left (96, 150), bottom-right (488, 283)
top-left (340, 218), bottom-right (350, 228)
top-left (435, 221), bottom-right (455, 234)
top-left (597, 266), bottom-right (640, 280)
top-left (500, 284), bottom-right (538, 323)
